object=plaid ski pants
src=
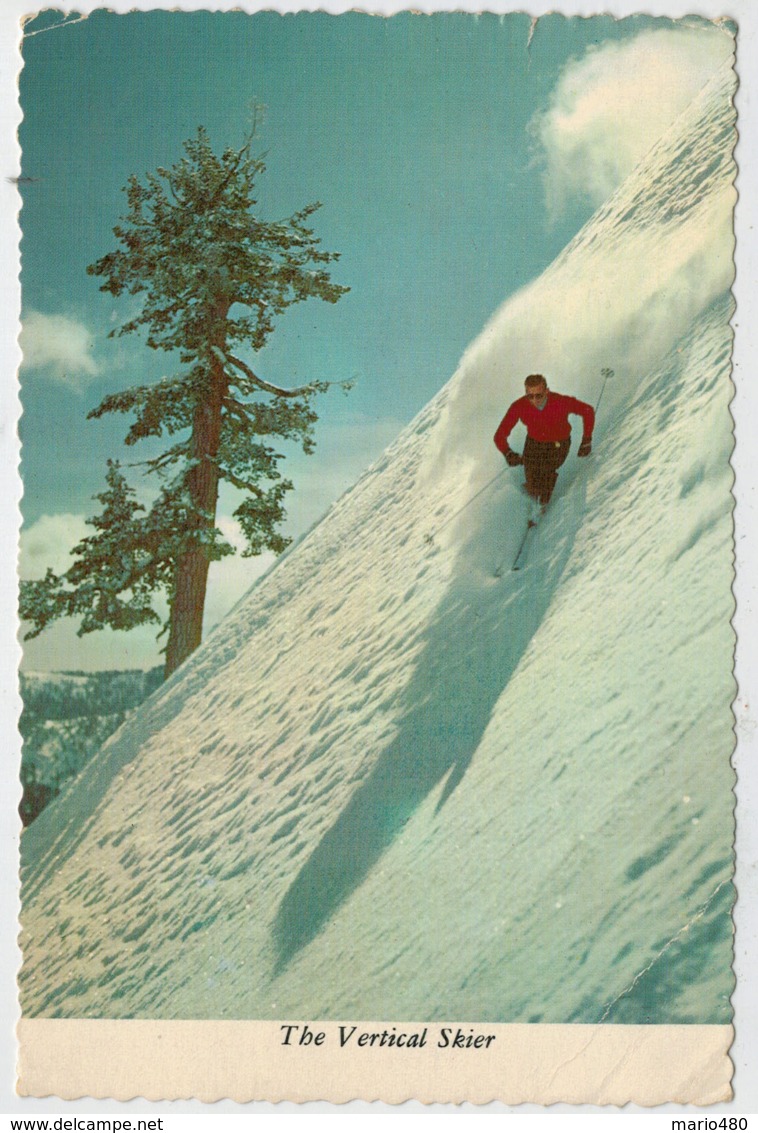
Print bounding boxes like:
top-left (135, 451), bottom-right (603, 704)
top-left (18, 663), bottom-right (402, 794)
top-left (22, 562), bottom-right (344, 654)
top-left (523, 436), bottom-right (571, 505)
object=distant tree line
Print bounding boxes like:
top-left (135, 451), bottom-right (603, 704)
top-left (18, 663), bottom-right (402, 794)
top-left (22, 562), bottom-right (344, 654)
top-left (19, 667), bottom-right (163, 826)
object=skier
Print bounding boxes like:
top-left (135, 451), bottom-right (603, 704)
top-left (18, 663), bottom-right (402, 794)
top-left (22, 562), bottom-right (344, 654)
top-left (494, 374), bottom-right (595, 506)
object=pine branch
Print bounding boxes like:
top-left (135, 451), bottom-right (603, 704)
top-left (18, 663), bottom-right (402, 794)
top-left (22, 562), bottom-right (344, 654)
top-left (225, 351), bottom-right (328, 398)
top-left (134, 442), bottom-right (191, 475)
top-left (222, 394), bottom-right (255, 422)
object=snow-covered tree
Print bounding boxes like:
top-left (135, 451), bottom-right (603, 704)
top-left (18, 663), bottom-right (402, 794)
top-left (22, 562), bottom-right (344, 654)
top-left (20, 125), bottom-right (350, 678)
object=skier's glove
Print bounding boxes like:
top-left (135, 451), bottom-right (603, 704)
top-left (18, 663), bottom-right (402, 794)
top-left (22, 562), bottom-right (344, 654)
top-left (578, 440), bottom-right (592, 458)
top-left (504, 449), bottom-right (523, 467)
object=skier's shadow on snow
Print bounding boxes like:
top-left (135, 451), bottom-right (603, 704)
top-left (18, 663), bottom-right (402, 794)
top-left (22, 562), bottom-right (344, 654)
top-left (272, 474), bottom-right (588, 973)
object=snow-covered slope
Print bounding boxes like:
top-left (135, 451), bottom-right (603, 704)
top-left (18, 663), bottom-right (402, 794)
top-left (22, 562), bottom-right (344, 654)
top-left (20, 62), bottom-right (736, 1023)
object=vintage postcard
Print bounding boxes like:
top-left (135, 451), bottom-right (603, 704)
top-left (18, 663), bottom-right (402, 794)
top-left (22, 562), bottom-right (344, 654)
top-left (12, 3), bottom-right (744, 1108)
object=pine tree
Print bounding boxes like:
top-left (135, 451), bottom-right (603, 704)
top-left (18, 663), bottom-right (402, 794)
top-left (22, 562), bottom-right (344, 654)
top-left (20, 125), bottom-right (350, 678)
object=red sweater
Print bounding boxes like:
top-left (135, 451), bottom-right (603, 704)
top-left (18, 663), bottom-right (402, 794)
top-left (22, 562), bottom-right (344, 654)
top-left (494, 391), bottom-right (595, 453)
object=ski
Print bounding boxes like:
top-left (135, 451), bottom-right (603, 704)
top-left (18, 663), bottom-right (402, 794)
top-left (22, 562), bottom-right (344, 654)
top-left (495, 503), bottom-right (543, 576)
top-left (506, 519), bottom-right (537, 574)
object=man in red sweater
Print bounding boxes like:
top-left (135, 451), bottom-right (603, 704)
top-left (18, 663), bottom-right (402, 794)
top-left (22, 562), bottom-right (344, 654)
top-left (494, 374), bottom-right (595, 506)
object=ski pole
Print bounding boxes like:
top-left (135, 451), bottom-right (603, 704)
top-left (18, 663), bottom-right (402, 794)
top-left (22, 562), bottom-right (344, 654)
top-left (424, 466), bottom-right (507, 544)
top-left (499, 511), bottom-right (538, 576)
top-left (595, 367), bottom-right (614, 414)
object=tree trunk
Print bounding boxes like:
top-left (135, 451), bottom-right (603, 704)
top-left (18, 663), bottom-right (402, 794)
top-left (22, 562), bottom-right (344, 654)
top-left (164, 309), bottom-right (229, 678)
top-left (163, 545), bottom-right (213, 678)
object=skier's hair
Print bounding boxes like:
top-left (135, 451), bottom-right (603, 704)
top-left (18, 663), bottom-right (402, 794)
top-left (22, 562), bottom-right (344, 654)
top-left (525, 373), bottom-right (547, 389)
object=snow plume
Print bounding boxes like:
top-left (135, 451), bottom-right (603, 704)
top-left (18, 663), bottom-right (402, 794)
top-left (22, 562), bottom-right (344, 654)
top-left (19, 310), bottom-right (100, 388)
top-left (533, 24), bottom-right (734, 216)
top-left (426, 56), bottom-right (736, 511)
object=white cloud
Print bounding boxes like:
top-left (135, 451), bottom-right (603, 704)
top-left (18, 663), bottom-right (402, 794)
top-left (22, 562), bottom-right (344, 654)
top-left (203, 513), bottom-right (274, 633)
top-left (19, 616), bottom-right (164, 674)
top-left (532, 25), bottom-right (734, 216)
top-left (17, 506), bottom-right (163, 674)
top-left (18, 512), bottom-right (89, 579)
top-left (18, 513), bottom-right (165, 672)
top-left (19, 309), bottom-right (100, 388)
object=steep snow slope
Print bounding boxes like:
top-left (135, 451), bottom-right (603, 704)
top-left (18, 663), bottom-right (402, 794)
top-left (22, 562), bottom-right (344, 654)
top-left (20, 62), bottom-right (736, 1023)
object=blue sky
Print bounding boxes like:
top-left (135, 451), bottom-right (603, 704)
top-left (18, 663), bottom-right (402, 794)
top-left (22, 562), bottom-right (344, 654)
top-left (17, 9), bottom-right (729, 669)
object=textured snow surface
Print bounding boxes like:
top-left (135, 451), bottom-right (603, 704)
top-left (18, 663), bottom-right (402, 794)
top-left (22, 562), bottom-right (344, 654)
top-left (20, 63), bottom-right (736, 1022)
